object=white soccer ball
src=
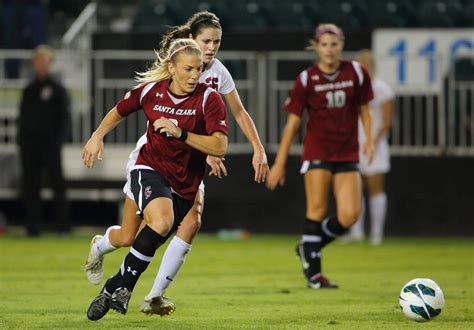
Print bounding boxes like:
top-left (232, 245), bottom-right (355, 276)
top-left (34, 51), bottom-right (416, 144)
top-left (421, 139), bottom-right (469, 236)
top-left (399, 278), bottom-right (445, 322)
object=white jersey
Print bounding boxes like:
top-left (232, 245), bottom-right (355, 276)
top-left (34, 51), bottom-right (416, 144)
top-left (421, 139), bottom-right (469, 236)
top-left (123, 59), bottom-right (236, 198)
top-left (359, 77), bottom-right (395, 175)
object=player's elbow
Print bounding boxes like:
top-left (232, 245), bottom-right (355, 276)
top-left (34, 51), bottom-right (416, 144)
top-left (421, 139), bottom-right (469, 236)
top-left (214, 142), bottom-right (227, 158)
top-left (210, 133), bottom-right (227, 158)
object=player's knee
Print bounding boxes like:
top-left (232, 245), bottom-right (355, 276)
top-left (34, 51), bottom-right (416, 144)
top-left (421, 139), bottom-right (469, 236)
top-left (337, 207), bottom-right (360, 225)
top-left (145, 214), bottom-right (174, 236)
top-left (306, 203), bottom-right (327, 220)
top-left (117, 231), bottom-right (135, 247)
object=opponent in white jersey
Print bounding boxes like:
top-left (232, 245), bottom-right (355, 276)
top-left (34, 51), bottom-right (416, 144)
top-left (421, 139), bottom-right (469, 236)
top-left (350, 50), bottom-right (395, 245)
top-left (83, 11), bottom-right (269, 316)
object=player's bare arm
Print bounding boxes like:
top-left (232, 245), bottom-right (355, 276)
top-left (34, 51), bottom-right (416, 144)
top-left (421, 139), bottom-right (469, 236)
top-left (267, 113), bottom-right (301, 190)
top-left (224, 89), bottom-right (269, 183)
top-left (374, 100), bottom-right (394, 146)
top-left (360, 104), bottom-right (375, 164)
top-left (82, 107), bottom-right (123, 168)
top-left (153, 117), bottom-right (227, 158)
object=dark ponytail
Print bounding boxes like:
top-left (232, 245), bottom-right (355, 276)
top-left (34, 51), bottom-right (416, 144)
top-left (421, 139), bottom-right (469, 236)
top-left (159, 11), bottom-right (222, 58)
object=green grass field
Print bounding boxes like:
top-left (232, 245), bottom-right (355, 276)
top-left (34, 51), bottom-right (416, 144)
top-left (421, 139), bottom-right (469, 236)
top-left (0, 234), bottom-right (473, 329)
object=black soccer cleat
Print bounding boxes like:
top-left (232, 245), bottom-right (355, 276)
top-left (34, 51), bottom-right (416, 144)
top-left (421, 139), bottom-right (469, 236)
top-left (87, 278), bottom-right (114, 320)
top-left (308, 273), bottom-right (339, 289)
top-left (110, 287), bottom-right (132, 314)
top-left (87, 292), bottom-right (111, 321)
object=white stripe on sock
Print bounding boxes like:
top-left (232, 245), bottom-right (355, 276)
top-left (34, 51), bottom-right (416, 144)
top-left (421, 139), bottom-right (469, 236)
top-left (301, 235), bottom-right (322, 242)
top-left (130, 247), bottom-right (153, 262)
top-left (322, 218), bottom-right (337, 238)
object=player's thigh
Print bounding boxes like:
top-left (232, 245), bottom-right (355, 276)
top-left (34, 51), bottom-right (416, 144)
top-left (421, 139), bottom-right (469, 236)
top-left (142, 197), bottom-right (174, 236)
top-left (304, 169), bottom-right (332, 219)
top-left (176, 189), bottom-right (204, 243)
top-left (365, 173), bottom-right (385, 196)
top-left (333, 171), bottom-right (362, 225)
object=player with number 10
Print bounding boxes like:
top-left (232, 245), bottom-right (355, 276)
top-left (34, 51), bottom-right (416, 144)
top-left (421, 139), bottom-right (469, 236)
top-left (267, 23), bottom-right (375, 288)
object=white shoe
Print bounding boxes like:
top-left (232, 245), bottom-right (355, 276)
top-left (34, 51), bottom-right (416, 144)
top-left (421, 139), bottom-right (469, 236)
top-left (84, 235), bottom-right (104, 285)
top-left (140, 296), bottom-right (176, 316)
top-left (370, 236), bottom-right (383, 246)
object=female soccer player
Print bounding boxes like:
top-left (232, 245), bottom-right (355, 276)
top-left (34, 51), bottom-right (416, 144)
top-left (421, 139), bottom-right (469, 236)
top-left (349, 49), bottom-right (394, 245)
top-left (266, 24), bottom-right (375, 288)
top-left (84, 38), bottom-right (228, 320)
top-left (84, 11), bottom-right (268, 315)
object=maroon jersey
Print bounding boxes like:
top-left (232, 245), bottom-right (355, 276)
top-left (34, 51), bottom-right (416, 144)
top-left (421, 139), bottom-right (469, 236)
top-left (284, 60), bottom-right (373, 162)
top-left (116, 80), bottom-right (228, 200)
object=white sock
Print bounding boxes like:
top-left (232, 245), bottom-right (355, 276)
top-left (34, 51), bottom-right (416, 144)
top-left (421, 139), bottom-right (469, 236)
top-left (350, 196), bottom-right (365, 239)
top-left (93, 225), bottom-right (121, 257)
top-left (146, 235), bottom-right (191, 300)
top-left (369, 193), bottom-right (387, 243)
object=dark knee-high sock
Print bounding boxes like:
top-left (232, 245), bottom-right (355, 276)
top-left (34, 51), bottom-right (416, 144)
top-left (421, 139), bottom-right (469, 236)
top-left (299, 219), bottom-right (324, 279)
top-left (106, 225), bottom-right (167, 292)
top-left (321, 215), bottom-right (348, 248)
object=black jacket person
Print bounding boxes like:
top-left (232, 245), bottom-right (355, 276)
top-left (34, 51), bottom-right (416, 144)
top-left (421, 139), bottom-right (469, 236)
top-left (17, 45), bottom-right (71, 236)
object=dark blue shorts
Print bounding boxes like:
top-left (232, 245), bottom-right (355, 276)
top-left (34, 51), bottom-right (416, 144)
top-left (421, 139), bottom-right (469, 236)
top-left (300, 160), bottom-right (359, 174)
top-left (130, 169), bottom-right (192, 234)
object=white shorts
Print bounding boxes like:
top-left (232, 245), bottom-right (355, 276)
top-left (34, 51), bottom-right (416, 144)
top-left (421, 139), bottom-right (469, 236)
top-left (122, 175), bottom-right (205, 200)
top-left (359, 140), bottom-right (390, 176)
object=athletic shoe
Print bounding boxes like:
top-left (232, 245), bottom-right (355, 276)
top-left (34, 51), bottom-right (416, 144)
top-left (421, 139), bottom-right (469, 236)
top-left (140, 295), bottom-right (176, 316)
top-left (110, 287), bottom-right (132, 314)
top-left (83, 235), bottom-right (104, 285)
top-left (86, 280), bottom-right (112, 321)
top-left (308, 273), bottom-right (339, 289)
top-left (370, 236), bottom-right (383, 246)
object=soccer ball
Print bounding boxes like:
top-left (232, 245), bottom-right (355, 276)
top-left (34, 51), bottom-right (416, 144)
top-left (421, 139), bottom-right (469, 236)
top-left (399, 278), bottom-right (445, 322)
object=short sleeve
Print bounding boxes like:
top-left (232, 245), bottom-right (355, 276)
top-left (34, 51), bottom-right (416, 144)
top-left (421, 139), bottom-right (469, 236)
top-left (283, 71), bottom-right (307, 117)
top-left (203, 90), bottom-right (228, 135)
top-left (217, 63), bottom-right (236, 95)
top-left (378, 79), bottom-right (395, 102)
top-left (116, 84), bottom-right (147, 117)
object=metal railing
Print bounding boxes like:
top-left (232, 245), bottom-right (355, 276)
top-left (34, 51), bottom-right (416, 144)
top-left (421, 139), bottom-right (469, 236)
top-left (1, 49), bottom-right (472, 158)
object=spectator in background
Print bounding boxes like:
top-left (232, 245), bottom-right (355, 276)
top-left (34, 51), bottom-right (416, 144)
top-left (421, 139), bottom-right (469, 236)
top-left (17, 45), bottom-right (71, 237)
top-left (266, 24), bottom-right (374, 289)
top-left (348, 49), bottom-right (395, 245)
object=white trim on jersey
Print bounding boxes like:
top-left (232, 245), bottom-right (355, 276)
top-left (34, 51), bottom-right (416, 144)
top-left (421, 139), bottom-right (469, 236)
top-left (201, 87), bottom-right (214, 115)
top-left (351, 61), bottom-right (364, 86)
top-left (167, 91), bottom-right (189, 105)
top-left (300, 70), bottom-right (308, 88)
top-left (140, 82), bottom-right (157, 105)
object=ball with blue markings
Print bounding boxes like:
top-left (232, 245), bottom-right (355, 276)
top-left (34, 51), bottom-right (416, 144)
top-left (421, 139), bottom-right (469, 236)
top-left (399, 278), bottom-right (445, 322)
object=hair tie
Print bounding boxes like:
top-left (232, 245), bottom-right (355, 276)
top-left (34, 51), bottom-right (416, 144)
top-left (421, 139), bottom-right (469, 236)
top-left (168, 45), bottom-right (198, 60)
top-left (314, 27), bottom-right (344, 41)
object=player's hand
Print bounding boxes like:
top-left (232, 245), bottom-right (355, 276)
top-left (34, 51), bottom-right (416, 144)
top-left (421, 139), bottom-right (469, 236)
top-left (153, 117), bottom-right (181, 138)
top-left (363, 139), bottom-right (375, 165)
top-left (82, 134), bottom-right (104, 168)
top-left (266, 163), bottom-right (286, 191)
top-left (207, 156), bottom-right (227, 178)
top-left (252, 148), bottom-right (269, 183)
